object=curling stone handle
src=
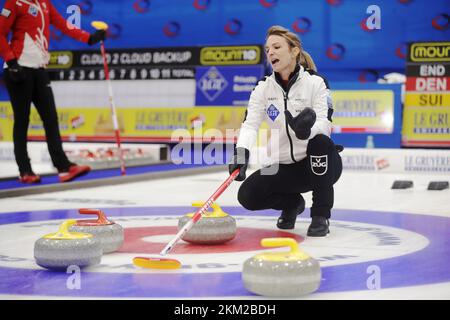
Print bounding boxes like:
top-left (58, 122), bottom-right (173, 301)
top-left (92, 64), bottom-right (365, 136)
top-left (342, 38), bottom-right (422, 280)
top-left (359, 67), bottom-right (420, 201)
top-left (261, 238), bottom-right (299, 254)
top-left (78, 208), bottom-right (110, 224)
top-left (192, 201), bottom-right (212, 211)
top-left (57, 220), bottom-right (77, 237)
top-left (191, 201), bottom-right (224, 215)
top-left (159, 169), bottom-right (239, 256)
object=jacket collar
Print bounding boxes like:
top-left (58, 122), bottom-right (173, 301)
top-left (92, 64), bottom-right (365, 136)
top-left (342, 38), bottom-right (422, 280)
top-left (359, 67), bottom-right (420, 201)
top-left (271, 64), bottom-right (304, 92)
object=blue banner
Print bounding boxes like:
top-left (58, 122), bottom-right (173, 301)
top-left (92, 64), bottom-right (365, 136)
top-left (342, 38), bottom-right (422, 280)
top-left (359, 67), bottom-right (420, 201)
top-left (195, 66), bottom-right (264, 106)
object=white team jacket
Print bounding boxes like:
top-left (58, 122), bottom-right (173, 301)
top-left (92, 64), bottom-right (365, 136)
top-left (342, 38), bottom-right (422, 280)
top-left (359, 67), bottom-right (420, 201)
top-left (236, 65), bottom-right (333, 164)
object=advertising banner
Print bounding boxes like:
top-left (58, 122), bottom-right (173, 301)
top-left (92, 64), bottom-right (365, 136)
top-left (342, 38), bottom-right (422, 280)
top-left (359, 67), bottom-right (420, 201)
top-left (199, 46), bottom-right (263, 66)
top-left (48, 47), bottom-right (201, 69)
top-left (0, 105), bottom-right (246, 143)
top-left (1, 85), bottom-right (401, 145)
top-left (195, 66), bottom-right (264, 106)
top-left (330, 82), bottom-right (402, 148)
top-left (0, 102), bottom-right (13, 142)
top-left (332, 90), bottom-right (395, 133)
top-left (47, 47), bottom-right (200, 81)
top-left (340, 148), bottom-right (450, 174)
top-left (47, 45), bottom-right (264, 81)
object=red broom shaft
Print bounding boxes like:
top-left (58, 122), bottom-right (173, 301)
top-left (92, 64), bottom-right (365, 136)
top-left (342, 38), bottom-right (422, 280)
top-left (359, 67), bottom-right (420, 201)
top-left (160, 169), bottom-right (240, 256)
top-left (99, 41), bottom-right (126, 175)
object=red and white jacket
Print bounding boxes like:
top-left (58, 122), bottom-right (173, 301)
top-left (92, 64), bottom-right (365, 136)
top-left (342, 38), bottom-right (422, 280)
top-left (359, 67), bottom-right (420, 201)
top-left (0, 0), bottom-right (90, 68)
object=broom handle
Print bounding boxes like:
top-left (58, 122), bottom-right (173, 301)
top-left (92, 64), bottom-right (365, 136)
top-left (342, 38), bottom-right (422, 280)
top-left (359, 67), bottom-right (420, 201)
top-left (99, 41), bottom-right (126, 175)
top-left (160, 169), bottom-right (240, 256)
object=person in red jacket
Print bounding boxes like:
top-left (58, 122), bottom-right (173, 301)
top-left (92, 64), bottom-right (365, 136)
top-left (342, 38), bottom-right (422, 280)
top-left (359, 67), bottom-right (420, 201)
top-left (0, 0), bottom-right (106, 183)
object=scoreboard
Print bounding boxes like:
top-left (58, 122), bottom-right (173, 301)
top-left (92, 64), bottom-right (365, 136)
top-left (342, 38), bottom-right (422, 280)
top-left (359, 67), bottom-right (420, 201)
top-left (47, 47), bottom-right (199, 81)
top-left (402, 42), bottom-right (450, 147)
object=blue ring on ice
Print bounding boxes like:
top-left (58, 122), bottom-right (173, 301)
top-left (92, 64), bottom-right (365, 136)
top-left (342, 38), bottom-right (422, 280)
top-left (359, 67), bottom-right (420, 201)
top-left (0, 207), bottom-right (449, 297)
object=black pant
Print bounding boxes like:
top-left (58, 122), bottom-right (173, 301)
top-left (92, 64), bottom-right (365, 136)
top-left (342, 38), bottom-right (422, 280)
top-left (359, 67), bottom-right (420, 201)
top-left (238, 134), bottom-right (343, 219)
top-left (4, 67), bottom-right (72, 174)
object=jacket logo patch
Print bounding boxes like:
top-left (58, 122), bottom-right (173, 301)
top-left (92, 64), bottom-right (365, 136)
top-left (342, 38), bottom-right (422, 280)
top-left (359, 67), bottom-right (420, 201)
top-left (1, 8), bottom-right (11, 18)
top-left (267, 104), bottom-right (280, 121)
top-left (310, 155), bottom-right (328, 175)
top-left (28, 5), bottom-right (38, 17)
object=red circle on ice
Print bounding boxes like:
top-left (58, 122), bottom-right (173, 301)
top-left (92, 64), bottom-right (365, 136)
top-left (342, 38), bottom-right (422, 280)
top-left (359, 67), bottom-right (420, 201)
top-left (118, 226), bottom-right (303, 254)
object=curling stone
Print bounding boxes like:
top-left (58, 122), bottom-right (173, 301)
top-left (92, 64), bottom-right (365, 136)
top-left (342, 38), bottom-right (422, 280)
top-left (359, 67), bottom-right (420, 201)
top-left (70, 208), bottom-right (124, 253)
top-left (178, 202), bottom-right (236, 244)
top-left (242, 238), bottom-right (321, 297)
top-left (34, 219), bottom-right (102, 270)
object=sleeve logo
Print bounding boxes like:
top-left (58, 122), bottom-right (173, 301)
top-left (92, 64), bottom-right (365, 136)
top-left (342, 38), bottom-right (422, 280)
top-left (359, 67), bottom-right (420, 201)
top-left (1, 8), bottom-right (11, 18)
top-left (28, 5), bottom-right (38, 17)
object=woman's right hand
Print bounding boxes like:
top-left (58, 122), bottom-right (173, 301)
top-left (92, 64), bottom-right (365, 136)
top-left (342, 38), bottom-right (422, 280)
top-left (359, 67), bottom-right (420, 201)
top-left (6, 59), bottom-right (26, 83)
top-left (228, 147), bottom-right (250, 181)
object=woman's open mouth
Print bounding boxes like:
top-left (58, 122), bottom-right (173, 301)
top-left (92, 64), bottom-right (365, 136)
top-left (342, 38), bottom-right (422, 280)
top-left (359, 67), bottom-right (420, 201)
top-left (271, 58), bottom-right (280, 66)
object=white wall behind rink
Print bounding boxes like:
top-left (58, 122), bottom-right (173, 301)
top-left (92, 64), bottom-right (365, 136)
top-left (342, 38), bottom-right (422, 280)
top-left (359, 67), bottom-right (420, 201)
top-left (51, 80), bottom-right (196, 108)
top-left (1, 141), bottom-right (449, 178)
top-left (339, 148), bottom-right (450, 174)
top-left (0, 142), bottom-right (167, 178)
top-left (249, 146), bottom-right (450, 175)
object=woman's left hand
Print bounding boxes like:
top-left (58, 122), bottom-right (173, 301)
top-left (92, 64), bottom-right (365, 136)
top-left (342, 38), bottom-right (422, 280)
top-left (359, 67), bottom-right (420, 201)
top-left (285, 108), bottom-right (316, 140)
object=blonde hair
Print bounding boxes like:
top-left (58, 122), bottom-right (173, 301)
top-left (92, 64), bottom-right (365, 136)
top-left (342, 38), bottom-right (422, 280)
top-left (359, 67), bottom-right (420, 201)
top-left (266, 25), bottom-right (317, 72)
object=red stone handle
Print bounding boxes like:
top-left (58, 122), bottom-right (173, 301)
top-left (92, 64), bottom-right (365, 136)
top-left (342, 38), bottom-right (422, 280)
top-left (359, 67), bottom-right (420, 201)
top-left (78, 208), bottom-right (111, 225)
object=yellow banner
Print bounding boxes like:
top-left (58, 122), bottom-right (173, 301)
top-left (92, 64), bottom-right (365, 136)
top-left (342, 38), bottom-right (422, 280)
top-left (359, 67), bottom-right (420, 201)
top-left (0, 89), bottom-right (398, 142)
top-left (331, 90), bottom-right (394, 132)
top-left (403, 91), bottom-right (450, 145)
top-left (0, 102), bottom-right (14, 141)
top-left (0, 103), bottom-right (247, 142)
top-left (402, 107), bottom-right (450, 141)
top-left (404, 92), bottom-right (450, 107)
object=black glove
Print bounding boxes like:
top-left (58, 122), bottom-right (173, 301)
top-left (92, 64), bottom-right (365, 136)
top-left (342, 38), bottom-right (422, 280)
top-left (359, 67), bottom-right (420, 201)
top-left (228, 147), bottom-right (250, 181)
top-left (285, 108), bottom-right (316, 140)
top-left (88, 29), bottom-right (106, 45)
top-left (6, 59), bottom-right (26, 83)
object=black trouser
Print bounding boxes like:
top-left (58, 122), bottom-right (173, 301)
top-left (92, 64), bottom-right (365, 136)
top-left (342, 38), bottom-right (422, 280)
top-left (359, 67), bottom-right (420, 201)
top-left (4, 67), bottom-right (72, 174)
top-left (238, 134), bottom-right (343, 219)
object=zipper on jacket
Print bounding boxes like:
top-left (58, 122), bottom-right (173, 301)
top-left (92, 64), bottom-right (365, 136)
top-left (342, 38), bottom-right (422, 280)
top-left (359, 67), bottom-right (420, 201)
top-left (283, 91), bottom-right (297, 163)
top-left (272, 70), bottom-right (300, 164)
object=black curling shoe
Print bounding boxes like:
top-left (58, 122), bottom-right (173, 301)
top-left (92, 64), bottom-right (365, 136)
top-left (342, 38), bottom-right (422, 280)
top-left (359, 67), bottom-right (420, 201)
top-left (276, 199), bottom-right (306, 230)
top-left (307, 216), bottom-right (330, 237)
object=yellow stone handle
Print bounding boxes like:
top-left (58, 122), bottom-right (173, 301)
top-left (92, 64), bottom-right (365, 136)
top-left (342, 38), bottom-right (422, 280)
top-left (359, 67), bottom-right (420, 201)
top-left (43, 219), bottom-right (92, 240)
top-left (261, 237), bottom-right (299, 254)
top-left (191, 201), bottom-right (225, 216)
top-left (91, 21), bottom-right (109, 31)
top-left (57, 219), bottom-right (77, 237)
top-left (255, 238), bottom-right (311, 261)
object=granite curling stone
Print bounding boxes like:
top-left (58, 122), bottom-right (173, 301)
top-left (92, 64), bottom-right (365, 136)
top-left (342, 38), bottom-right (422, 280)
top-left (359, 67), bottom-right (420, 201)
top-left (70, 208), bottom-right (124, 253)
top-left (178, 202), bottom-right (236, 244)
top-left (242, 237), bottom-right (321, 297)
top-left (34, 219), bottom-right (102, 270)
